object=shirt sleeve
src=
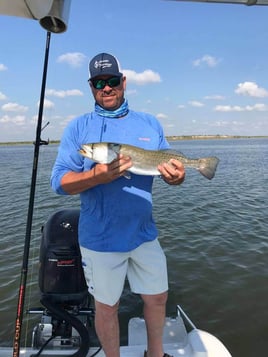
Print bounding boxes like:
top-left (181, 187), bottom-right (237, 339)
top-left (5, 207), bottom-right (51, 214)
top-left (151, 115), bottom-right (170, 150)
top-left (50, 118), bottom-right (85, 195)
top-left (158, 127), bottom-right (170, 150)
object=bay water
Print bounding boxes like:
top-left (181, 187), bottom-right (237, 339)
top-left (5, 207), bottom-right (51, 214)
top-left (0, 138), bottom-right (267, 356)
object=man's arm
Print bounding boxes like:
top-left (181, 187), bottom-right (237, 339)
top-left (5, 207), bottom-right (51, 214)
top-left (60, 155), bottom-right (132, 195)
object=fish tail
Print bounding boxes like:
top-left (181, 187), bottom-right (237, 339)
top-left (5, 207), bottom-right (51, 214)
top-left (197, 157), bottom-right (219, 180)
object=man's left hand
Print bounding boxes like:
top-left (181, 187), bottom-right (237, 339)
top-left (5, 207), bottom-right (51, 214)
top-left (157, 159), bottom-right (185, 185)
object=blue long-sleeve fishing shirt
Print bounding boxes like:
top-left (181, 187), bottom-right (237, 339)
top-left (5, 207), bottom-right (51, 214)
top-left (51, 110), bottom-right (170, 252)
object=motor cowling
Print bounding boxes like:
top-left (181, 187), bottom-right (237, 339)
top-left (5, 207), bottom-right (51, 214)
top-left (39, 209), bottom-right (88, 305)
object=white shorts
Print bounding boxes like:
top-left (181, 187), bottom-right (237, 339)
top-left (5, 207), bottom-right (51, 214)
top-left (80, 239), bottom-right (168, 306)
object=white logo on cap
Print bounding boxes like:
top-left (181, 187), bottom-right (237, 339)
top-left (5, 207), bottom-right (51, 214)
top-left (94, 60), bottom-right (112, 69)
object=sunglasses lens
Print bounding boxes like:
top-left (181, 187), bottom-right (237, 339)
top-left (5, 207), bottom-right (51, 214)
top-left (92, 77), bottom-right (121, 89)
top-left (93, 79), bottom-right (106, 89)
top-left (107, 77), bottom-right (121, 87)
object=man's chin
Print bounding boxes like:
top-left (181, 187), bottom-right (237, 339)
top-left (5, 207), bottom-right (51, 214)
top-left (101, 98), bottom-right (119, 111)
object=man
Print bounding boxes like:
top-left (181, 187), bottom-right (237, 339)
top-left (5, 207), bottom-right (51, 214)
top-left (51, 53), bottom-right (185, 357)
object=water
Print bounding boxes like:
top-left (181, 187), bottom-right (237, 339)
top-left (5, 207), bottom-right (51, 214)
top-left (0, 138), bottom-right (267, 356)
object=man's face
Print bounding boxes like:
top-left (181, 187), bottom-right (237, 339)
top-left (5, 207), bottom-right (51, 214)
top-left (90, 75), bottom-right (126, 111)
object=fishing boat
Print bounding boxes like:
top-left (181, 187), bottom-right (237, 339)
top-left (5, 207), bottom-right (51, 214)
top-left (1, 208), bottom-right (231, 357)
top-left (0, 308), bottom-right (233, 357)
top-left (1, 1), bottom-right (266, 356)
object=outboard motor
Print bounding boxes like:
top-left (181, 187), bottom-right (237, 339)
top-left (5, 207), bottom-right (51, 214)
top-left (39, 209), bottom-right (88, 304)
top-left (31, 209), bottom-right (94, 356)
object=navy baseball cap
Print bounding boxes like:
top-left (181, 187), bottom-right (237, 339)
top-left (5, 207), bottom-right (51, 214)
top-left (89, 53), bottom-right (123, 79)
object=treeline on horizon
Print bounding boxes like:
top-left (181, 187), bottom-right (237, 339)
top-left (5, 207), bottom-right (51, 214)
top-left (0, 135), bottom-right (268, 146)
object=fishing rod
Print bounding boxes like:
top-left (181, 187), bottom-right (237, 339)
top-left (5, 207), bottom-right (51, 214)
top-left (12, 31), bottom-right (51, 357)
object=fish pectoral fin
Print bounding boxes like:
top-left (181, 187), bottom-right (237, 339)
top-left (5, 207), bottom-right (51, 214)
top-left (79, 149), bottom-right (86, 156)
top-left (123, 171), bottom-right (131, 179)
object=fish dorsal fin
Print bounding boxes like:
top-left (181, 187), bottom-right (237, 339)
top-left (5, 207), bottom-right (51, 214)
top-left (159, 149), bottom-right (186, 157)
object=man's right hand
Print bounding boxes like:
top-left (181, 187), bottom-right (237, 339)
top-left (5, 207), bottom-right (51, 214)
top-left (93, 154), bottom-right (132, 184)
top-left (60, 154), bottom-right (132, 195)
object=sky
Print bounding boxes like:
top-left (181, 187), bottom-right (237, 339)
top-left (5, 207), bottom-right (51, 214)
top-left (0, 0), bottom-right (268, 142)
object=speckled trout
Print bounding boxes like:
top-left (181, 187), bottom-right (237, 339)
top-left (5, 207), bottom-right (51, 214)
top-left (79, 142), bottom-right (219, 180)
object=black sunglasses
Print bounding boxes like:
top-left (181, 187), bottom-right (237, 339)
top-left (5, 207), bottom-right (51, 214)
top-left (91, 76), bottom-right (121, 90)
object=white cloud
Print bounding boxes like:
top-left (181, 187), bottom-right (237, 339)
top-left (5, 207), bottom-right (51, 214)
top-left (57, 52), bottom-right (87, 67)
top-left (59, 114), bottom-right (76, 127)
top-left (46, 89), bottom-right (83, 98)
top-left (43, 99), bottom-right (55, 109)
top-left (12, 115), bottom-right (26, 125)
top-left (156, 113), bottom-right (168, 119)
top-left (204, 95), bottom-right (225, 100)
top-left (0, 91), bottom-right (7, 100)
top-left (214, 105), bottom-right (243, 112)
top-left (0, 114), bottom-right (26, 125)
top-left (0, 63), bottom-right (7, 71)
top-left (250, 103), bottom-right (268, 111)
top-left (1, 102), bottom-right (28, 112)
top-left (188, 101), bottom-right (204, 107)
top-left (123, 69), bottom-right (161, 85)
top-left (0, 115), bottom-right (10, 123)
top-left (214, 103), bottom-right (268, 112)
top-left (235, 81), bottom-right (268, 98)
top-left (36, 98), bottom-right (55, 109)
top-left (126, 89), bottom-right (137, 96)
top-left (192, 55), bottom-right (220, 68)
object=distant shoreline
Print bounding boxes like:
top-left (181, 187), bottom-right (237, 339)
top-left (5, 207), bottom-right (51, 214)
top-left (166, 135), bottom-right (268, 141)
top-left (0, 135), bottom-right (267, 146)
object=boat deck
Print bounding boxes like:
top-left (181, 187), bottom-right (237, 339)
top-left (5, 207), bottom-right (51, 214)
top-left (0, 314), bottom-right (232, 356)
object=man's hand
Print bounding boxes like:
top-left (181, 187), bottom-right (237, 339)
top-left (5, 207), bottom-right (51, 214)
top-left (157, 159), bottom-right (185, 185)
top-left (93, 154), bottom-right (132, 184)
